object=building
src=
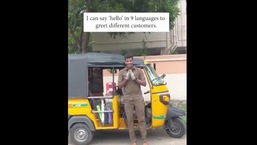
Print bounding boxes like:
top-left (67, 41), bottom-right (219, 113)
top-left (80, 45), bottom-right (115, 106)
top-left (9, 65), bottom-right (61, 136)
top-left (91, 0), bottom-right (187, 55)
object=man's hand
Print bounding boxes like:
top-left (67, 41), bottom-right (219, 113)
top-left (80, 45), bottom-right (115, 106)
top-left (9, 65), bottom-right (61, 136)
top-left (125, 71), bottom-right (130, 80)
top-left (129, 70), bottom-right (136, 80)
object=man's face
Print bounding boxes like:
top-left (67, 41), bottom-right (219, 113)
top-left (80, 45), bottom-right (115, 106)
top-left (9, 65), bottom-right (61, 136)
top-left (125, 57), bottom-right (133, 68)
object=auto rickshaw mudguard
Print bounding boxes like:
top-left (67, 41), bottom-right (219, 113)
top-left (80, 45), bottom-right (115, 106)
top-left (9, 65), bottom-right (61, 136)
top-left (68, 116), bottom-right (95, 131)
top-left (165, 104), bottom-right (185, 120)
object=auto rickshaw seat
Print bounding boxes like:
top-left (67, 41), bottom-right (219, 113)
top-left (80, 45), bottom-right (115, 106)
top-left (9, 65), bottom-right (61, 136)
top-left (88, 90), bottom-right (103, 110)
top-left (89, 98), bottom-right (99, 110)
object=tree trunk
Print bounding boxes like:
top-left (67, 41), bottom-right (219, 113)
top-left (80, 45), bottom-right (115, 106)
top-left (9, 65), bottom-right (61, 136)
top-left (81, 0), bottom-right (94, 54)
top-left (81, 32), bottom-right (90, 54)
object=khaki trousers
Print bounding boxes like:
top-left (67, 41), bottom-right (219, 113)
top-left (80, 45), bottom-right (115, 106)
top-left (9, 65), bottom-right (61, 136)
top-left (124, 94), bottom-right (147, 143)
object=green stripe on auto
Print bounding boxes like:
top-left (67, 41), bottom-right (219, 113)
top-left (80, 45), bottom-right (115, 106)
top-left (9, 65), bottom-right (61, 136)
top-left (152, 116), bottom-right (166, 120)
top-left (81, 103), bottom-right (88, 107)
top-left (72, 103), bottom-right (88, 107)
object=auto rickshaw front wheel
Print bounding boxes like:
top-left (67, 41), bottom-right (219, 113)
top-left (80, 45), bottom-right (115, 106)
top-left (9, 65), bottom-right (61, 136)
top-left (165, 117), bottom-right (186, 138)
top-left (70, 123), bottom-right (93, 145)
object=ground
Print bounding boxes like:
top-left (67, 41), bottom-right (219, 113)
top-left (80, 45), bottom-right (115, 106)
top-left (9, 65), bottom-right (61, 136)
top-left (68, 128), bottom-right (186, 145)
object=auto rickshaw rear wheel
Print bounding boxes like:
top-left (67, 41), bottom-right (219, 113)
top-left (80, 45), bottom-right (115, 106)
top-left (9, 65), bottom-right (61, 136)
top-left (70, 123), bottom-right (93, 145)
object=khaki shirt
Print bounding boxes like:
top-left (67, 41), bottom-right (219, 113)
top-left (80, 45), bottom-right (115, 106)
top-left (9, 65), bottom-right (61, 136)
top-left (118, 66), bottom-right (146, 95)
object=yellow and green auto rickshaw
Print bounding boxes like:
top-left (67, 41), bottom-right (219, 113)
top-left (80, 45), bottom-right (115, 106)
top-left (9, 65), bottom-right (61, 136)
top-left (68, 53), bottom-right (186, 145)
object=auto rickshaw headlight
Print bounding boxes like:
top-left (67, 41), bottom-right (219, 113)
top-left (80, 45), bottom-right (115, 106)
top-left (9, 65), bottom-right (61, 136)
top-left (160, 94), bottom-right (170, 105)
top-left (163, 96), bottom-right (170, 102)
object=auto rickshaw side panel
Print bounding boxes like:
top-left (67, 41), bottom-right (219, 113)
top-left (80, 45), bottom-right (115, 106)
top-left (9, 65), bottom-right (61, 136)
top-left (68, 98), bottom-right (100, 128)
top-left (142, 66), bottom-right (170, 128)
top-left (150, 92), bottom-right (170, 128)
top-left (68, 96), bottom-right (120, 130)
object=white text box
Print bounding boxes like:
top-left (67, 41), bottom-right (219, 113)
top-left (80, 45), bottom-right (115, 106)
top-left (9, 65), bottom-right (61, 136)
top-left (83, 12), bottom-right (169, 32)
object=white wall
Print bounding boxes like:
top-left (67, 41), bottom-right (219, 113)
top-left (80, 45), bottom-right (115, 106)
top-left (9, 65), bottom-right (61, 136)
top-left (164, 74), bottom-right (186, 100)
top-left (102, 73), bottom-right (186, 101)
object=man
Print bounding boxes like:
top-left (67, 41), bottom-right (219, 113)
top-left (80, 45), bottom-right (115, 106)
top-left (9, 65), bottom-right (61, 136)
top-left (118, 54), bottom-right (148, 145)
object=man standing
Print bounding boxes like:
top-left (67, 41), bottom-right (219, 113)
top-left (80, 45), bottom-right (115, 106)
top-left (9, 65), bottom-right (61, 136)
top-left (118, 54), bottom-right (148, 145)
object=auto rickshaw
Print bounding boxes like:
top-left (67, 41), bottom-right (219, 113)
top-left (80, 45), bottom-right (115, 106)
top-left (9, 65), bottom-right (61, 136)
top-left (68, 53), bottom-right (186, 145)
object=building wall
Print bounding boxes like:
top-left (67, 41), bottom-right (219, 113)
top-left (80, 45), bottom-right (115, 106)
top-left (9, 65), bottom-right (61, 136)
top-left (175, 0), bottom-right (187, 47)
top-left (91, 32), bottom-right (167, 52)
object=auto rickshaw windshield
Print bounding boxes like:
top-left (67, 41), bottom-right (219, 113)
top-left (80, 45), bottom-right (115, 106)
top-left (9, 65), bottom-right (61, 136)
top-left (145, 64), bottom-right (166, 86)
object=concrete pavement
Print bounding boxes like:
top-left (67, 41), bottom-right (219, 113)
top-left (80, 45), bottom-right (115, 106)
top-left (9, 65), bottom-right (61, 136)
top-left (68, 129), bottom-right (186, 145)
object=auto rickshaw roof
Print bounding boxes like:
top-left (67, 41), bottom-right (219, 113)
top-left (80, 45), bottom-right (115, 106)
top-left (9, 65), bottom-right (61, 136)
top-left (68, 53), bottom-right (145, 98)
top-left (68, 52), bottom-right (145, 68)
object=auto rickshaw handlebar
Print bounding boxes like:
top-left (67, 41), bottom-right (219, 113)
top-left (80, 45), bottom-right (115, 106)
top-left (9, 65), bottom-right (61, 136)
top-left (87, 96), bottom-right (114, 99)
top-left (91, 110), bottom-right (114, 113)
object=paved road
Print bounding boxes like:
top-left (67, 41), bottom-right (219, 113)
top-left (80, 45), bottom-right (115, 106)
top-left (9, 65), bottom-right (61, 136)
top-left (68, 129), bottom-right (186, 145)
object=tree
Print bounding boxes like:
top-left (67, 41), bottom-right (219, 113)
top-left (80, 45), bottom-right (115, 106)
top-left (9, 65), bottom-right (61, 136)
top-left (68, 0), bottom-right (84, 53)
top-left (68, 0), bottom-right (180, 54)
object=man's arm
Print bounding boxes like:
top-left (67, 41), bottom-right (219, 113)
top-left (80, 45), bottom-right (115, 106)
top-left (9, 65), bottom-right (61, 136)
top-left (135, 69), bottom-right (146, 86)
top-left (118, 79), bottom-right (128, 88)
top-left (118, 70), bottom-right (128, 88)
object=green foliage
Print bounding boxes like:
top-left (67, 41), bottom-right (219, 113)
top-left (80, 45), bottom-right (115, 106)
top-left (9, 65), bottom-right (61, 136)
top-left (134, 49), bottom-right (148, 56)
top-left (170, 101), bottom-right (187, 123)
top-left (121, 49), bottom-right (127, 56)
top-left (135, 39), bottom-right (148, 56)
top-left (68, 0), bottom-right (85, 53)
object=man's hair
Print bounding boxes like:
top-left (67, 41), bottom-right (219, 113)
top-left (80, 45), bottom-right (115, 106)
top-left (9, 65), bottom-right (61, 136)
top-left (124, 54), bottom-right (133, 60)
